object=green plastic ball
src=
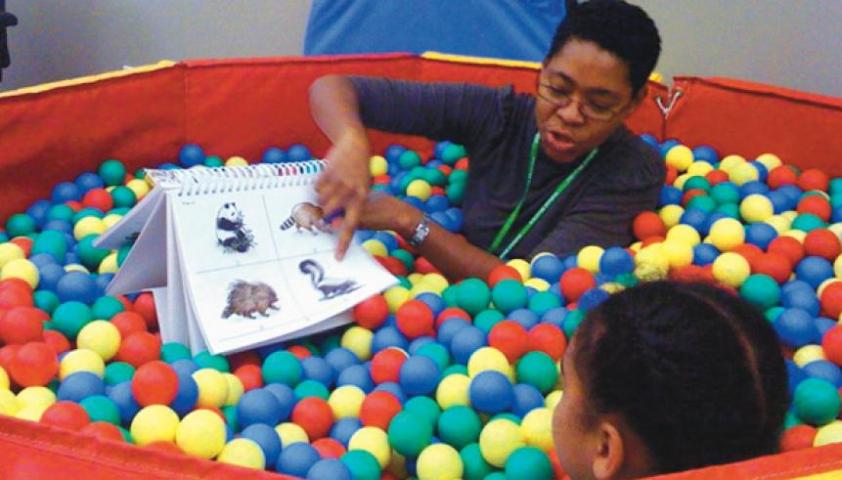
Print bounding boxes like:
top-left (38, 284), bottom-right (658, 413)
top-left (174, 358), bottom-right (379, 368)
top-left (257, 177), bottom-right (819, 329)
top-left (563, 309), bottom-right (586, 338)
top-left (396, 276), bottom-right (412, 289)
top-left (390, 248), bottom-right (415, 271)
top-left (77, 235), bottom-right (111, 270)
top-left (442, 285), bottom-right (460, 307)
top-left (504, 446), bottom-right (553, 480)
top-left (91, 295), bottom-right (125, 320)
top-left (5, 213), bottom-right (37, 237)
top-left (222, 404), bottom-right (239, 432)
top-left (474, 309), bottom-right (505, 334)
top-left (714, 202), bottom-right (740, 218)
top-left (117, 245), bottom-right (132, 267)
top-left (294, 379), bottom-right (330, 400)
top-left (485, 471), bottom-right (507, 480)
top-left (739, 274), bottom-right (781, 310)
top-left (794, 378), bottom-right (841, 425)
top-left (205, 155), bottom-right (224, 167)
top-left (438, 405), bottom-right (483, 449)
top-left (456, 278), bottom-right (491, 316)
top-left (46, 204), bottom-right (75, 222)
top-left (52, 301), bottom-right (94, 339)
top-left (31, 230), bottom-right (68, 262)
top-left (404, 395), bottom-right (441, 428)
top-left (448, 169), bottom-right (468, 185)
top-left (417, 342), bottom-right (451, 372)
top-left (423, 168), bottom-right (447, 187)
top-left (262, 351), bottom-right (302, 386)
top-left (110, 186), bottom-right (137, 209)
top-left (527, 291), bottom-right (562, 316)
top-left (615, 272), bottom-right (639, 288)
top-left (161, 342), bottom-right (192, 363)
top-left (98, 159), bottom-right (127, 187)
top-left (398, 150), bottom-right (422, 170)
top-left (516, 351), bottom-right (559, 394)
top-left (491, 279), bottom-right (528, 314)
top-left (73, 207), bottom-right (104, 222)
top-left (341, 450), bottom-right (382, 480)
top-left (683, 176), bottom-right (711, 192)
top-left (830, 178), bottom-right (842, 196)
top-left (784, 409), bottom-right (803, 429)
top-left (194, 350), bottom-right (230, 372)
top-left (686, 195), bottom-right (717, 213)
top-left (443, 364), bottom-right (469, 377)
top-left (80, 395), bottom-right (121, 424)
top-left (388, 410), bottom-right (434, 457)
top-left (765, 306), bottom-right (784, 324)
top-left (447, 182), bottom-right (466, 205)
top-left (792, 213), bottom-right (827, 233)
top-left (710, 183), bottom-right (741, 205)
top-left (460, 443), bottom-right (494, 480)
top-left (104, 361), bottom-right (136, 385)
top-left (33, 290), bottom-right (61, 314)
top-left (442, 144), bottom-right (467, 165)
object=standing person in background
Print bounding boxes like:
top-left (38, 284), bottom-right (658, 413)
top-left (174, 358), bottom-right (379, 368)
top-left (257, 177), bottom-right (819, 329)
top-left (310, 0), bottom-right (664, 280)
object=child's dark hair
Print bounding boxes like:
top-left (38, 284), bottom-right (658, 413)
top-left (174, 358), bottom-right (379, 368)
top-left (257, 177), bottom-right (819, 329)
top-left (573, 281), bottom-right (789, 474)
top-left (547, 0), bottom-right (661, 96)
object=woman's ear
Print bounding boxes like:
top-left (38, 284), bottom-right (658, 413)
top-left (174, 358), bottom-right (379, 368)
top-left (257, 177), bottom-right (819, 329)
top-left (591, 420), bottom-right (625, 480)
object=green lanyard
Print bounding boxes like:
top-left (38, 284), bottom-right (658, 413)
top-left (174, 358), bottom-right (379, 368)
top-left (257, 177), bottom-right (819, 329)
top-left (488, 133), bottom-right (598, 259)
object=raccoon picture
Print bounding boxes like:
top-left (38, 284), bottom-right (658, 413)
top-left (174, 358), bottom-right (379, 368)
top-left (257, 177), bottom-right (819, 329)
top-left (221, 280), bottom-right (280, 319)
top-left (279, 202), bottom-right (331, 234)
top-left (215, 202), bottom-right (256, 253)
top-left (299, 259), bottom-right (361, 300)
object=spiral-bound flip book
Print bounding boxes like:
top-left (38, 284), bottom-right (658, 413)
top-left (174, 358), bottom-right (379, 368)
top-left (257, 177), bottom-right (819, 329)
top-left (96, 161), bottom-right (397, 354)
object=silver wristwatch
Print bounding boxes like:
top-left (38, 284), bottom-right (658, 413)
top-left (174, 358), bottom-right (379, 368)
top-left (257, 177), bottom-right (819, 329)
top-left (408, 215), bottom-right (431, 247)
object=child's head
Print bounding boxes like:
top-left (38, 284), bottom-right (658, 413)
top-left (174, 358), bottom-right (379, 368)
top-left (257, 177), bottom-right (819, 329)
top-left (552, 280), bottom-right (789, 479)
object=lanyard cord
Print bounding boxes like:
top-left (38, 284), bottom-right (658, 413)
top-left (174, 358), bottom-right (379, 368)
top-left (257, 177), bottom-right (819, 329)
top-left (488, 133), bottom-right (598, 259)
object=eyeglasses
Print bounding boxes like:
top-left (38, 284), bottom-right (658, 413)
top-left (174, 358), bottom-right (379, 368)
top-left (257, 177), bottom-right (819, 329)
top-left (535, 81), bottom-right (627, 122)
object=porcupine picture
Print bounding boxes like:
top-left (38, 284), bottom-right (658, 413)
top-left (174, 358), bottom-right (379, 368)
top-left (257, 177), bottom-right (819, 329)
top-left (215, 202), bottom-right (256, 253)
top-left (299, 259), bottom-right (361, 300)
top-left (279, 202), bottom-right (331, 234)
top-left (221, 280), bottom-right (280, 319)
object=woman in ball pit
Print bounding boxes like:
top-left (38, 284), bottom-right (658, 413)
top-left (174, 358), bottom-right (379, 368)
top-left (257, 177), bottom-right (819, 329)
top-left (553, 280), bottom-right (789, 479)
top-left (310, 0), bottom-right (664, 280)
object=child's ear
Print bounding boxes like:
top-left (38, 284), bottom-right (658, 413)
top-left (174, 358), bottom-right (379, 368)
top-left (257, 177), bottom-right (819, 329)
top-left (591, 420), bottom-right (625, 480)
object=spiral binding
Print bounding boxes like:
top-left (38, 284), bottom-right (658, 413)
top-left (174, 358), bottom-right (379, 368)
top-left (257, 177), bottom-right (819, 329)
top-left (172, 160), bottom-right (326, 197)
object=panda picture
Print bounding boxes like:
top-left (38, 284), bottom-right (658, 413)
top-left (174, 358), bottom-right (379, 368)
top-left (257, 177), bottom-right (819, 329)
top-left (215, 202), bottom-right (256, 253)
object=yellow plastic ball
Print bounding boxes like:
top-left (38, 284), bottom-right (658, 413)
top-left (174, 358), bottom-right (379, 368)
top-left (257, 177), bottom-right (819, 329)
top-left (633, 244), bottom-right (669, 281)
top-left (707, 218), bottom-right (745, 252)
top-left (0, 389), bottom-right (19, 416)
top-left (719, 154), bottom-right (747, 174)
top-left (672, 173), bottom-right (691, 191)
top-left (349, 426), bottom-right (392, 468)
top-left (222, 373), bottom-right (244, 406)
top-left (577, 245), bottom-right (604, 274)
top-left (15, 403), bottom-right (48, 421)
top-left (468, 347), bottom-right (514, 381)
top-left (17, 386), bottom-right (56, 409)
top-left (73, 216), bottom-right (107, 240)
top-left (276, 422), bottom-right (309, 447)
top-left (175, 409), bottom-right (227, 459)
top-left (828, 223), bottom-right (842, 241)
top-left (126, 178), bottom-right (151, 201)
top-left (225, 156), bottom-right (249, 167)
top-left (729, 162), bottom-right (760, 186)
top-left (59, 348), bottom-right (106, 380)
top-left (131, 404), bottom-right (180, 446)
top-left (686, 162), bottom-right (714, 177)
top-left (369, 155), bottom-right (388, 177)
top-left (0, 365), bottom-right (8, 390)
top-left (98, 252), bottom-right (120, 274)
top-left (436, 373), bottom-right (470, 409)
top-left (781, 210), bottom-right (799, 222)
top-left (0, 258), bottom-right (39, 289)
top-left (63, 263), bottom-right (90, 274)
top-left (665, 145), bottom-right (694, 172)
top-left (545, 389), bottom-right (563, 410)
top-left (523, 277), bottom-right (550, 292)
top-left (835, 255), bottom-right (842, 279)
top-left (649, 71), bottom-right (664, 83)
top-left (407, 273), bottom-right (425, 285)
top-left (711, 252), bottom-right (751, 288)
top-left (329, 385), bottom-right (366, 419)
top-left (666, 224), bottom-right (701, 246)
top-left (794, 345), bottom-right (826, 368)
top-left (660, 239), bottom-right (694, 269)
top-left (505, 259), bottom-right (531, 281)
top-left (192, 368), bottom-right (229, 408)
top-left (417, 443), bottom-right (463, 480)
top-left (658, 204), bottom-right (685, 229)
top-left (782, 230), bottom-right (807, 243)
top-left (422, 273), bottom-right (449, 293)
top-left (479, 419), bottom-right (525, 468)
top-left (814, 420), bottom-right (842, 447)
top-left (362, 239), bottom-right (388, 257)
top-left (740, 194), bottom-right (774, 223)
top-left (766, 215), bottom-right (792, 235)
top-left (341, 326), bottom-right (374, 361)
top-left (521, 407), bottom-right (554, 452)
top-left (76, 320), bottom-right (122, 362)
top-left (383, 286), bottom-right (411, 313)
top-left (0, 242), bottom-right (24, 269)
top-left (755, 153), bottom-right (783, 171)
top-left (409, 282), bottom-right (439, 298)
top-left (217, 438), bottom-right (266, 470)
top-left (407, 179), bottom-right (433, 201)
top-left (629, 241), bottom-right (643, 253)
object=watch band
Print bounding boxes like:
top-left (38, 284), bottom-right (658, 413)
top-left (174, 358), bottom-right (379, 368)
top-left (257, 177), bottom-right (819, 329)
top-left (408, 215), bottom-right (431, 247)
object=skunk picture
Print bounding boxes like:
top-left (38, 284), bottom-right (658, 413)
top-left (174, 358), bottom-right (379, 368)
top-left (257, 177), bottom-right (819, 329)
top-left (299, 259), bottom-right (361, 300)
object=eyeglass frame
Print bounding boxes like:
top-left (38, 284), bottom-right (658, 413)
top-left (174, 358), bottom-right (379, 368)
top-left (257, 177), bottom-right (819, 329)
top-left (534, 72), bottom-right (634, 122)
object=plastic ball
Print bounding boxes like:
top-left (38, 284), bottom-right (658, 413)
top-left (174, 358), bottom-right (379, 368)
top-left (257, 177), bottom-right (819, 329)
top-left (632, 211), bottom-right (666, 240)
top-left (804, 229), bottom-right (840, 261)
top-left (665, 145), bottom-right (693, 172)
top-left (130, 404), bottom-right (179, 446)
top-left (417, 443), bottom-right (463, 480)
top-left (436, 373), bottom-right (470, 409)
top-left (560, 268), bottom-right (596, 302)
top-left (175, 409), bottom-right (226, 459)
top-left (467, 347), bottom-right (513, 379)
top-left (341, 326), bottom-right (375, 361)
top-left (488, 321), bottom-right (529, 363)
top-left (796, 256), bottom-right (834, 289)
top-left (292, 396), bottom-right (334, 440)
top-left (740, 194), bottom-right (774, 223)
top-left (707, 218), bottom-right (745, 252)
top-left (262, 350), bottom-right (302, 386)
top-left (711, 252), bottom-right (751, 288)
top-left (129, 360), bottom-right (178, 407)
top-left (75, 320), bottom-right (121, 361)
top-left (349, 426), bottom-right (391, 468)
top-left (388, 409), bottom-right (434, 457)
top-left (341, 450), bottom-right (382, 480)
top-left (794, 345), bottom-right (826, 368)
top-left (479, 419), bottom-right (525, 468)
top-left (41, 400), bottom-right (91, 430)
top-left (399, 355), bottom-right (440, 397)
top-left (521, 407), bottom-right (554, 452)
top-left (359, 391), bottom-right (402, 430)
top-left (794, 378), bottom-right (840, 425)
top-left (740, 274), bottom-right (781, 310)
top-left (1, 259), bottom-right (39, 289)
top-left (576, 245), bottom-right (604, 273)
top-left (455, 278), bottom-right (491, 316)
top-left (516, 351), bottom-right (559, 394)
top-left (354, 295), bottom-right (389, 329)
top-left (192, 368), bottom-right (229, 408)
top-left (469, 370), bottom-right (514, 414)
top-left (395, 299), bottom-right (434, 339)
top-left (491, 279), bottom-right (528, 314)
top-left (217, 438), bottom-right (266, 470)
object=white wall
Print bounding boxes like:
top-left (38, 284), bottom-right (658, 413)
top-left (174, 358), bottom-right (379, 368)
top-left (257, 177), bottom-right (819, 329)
top-left (1, 0), bottom-right (312, 91)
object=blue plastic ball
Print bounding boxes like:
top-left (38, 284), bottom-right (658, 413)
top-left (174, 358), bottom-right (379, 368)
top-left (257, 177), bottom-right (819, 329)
top-left (263, 383), bottom-right (295, 422)
top-left (745, 223), bottom-right (778, 250)
top-left (416, 292), bottom-right (446, 317)
top-left (307, 459), bottom-right (352, 480)
top-left (337, 364), bottom-right (374, 393)
top-left (262, 147), bottom-right (288, 164)
top-left (287, 144), bottom-right (313, 163)
top-left (774, 308), bottom-right (820, 348)
top-left (469, 371), bottom-right (514, 414)
top-left (171, 371), bottom-right (199, 416)
top-left (425, 195), bottom-right (450, 213)
top-left (450, 326), bottom-right (486, 364)
top-left (692, 243), bottom-right (720, 266)
top-left (38, 263), bottom-right (65, 292)
top-left (639, 133), bottom-right (659, 151)
top-left (331, 417), bottom-right (363, 447)
top-left (372, 231), bottom-right (399, 252)
top-left (57, 371), bottom-right (105, 402)
top-left (242, 423), bottom-right (283, 469)
top-left (302, 356), bottom-right (336, 387)
top-left (781, 283), bottom-right (821, 317)
top-left (693, 145), bottom-right (718, 164)
top-left (508, 308), bottom-right (539, 330)
top-left (803, 360), bottom-right (842, 388)
top-left (577, 288), bottom-right (610, 312)
top-left (371, 326), bottom-right (409, 353)
top-left (599, 247), bottom-right (634, 277)
top-left (739, 180), bottom-right (769, 199)
top-left (399, 355), bottom-right (441, 397)
top-left (277, 442), bottom-right (320, 477)
top-left (325, 348), bottom-right (360, 374)
top-left (171, 359), bottom-right (200, 376)
top-left (679, 208), bottom-right (709, 233)
top-left (531, 255), bottom-right (565, 282)
top-left (75, 172), bottom-right (105, 192)
top-left (437, 318), bottom-right (471, 348)
top-left (373, 382), bottom-right (406, 404)
top-left (238, 388), bottom-right (283, 428)
top-left (658, 185), bottom-right (683, 207)
top-left (445, 208), bottom-right (464, 231)
top-left (56, 271), bottom-right (99, 304)
top-left (26, 199), bottom-right (53, 226)
top-left (385, 144), bottom-right (406, 164)
top-left (52, 181), bottom-right (82, 203)
top-left (795, 256), bottom-right (835, 289)
top-left (107, 381), bottom-right (140, 425)
top-left (540, 307), bottom-right (567, 328)
top-left (511, 383), bottom-right (545, 418)
top-left (816, 316), bottom-right (837, 337)
top-left (178, 144), bottom-right (206, 168)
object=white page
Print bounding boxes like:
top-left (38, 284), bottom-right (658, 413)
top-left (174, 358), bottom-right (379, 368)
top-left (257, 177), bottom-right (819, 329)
top-left (95, 187), bottom-right (163, 250)
top-left (165, 195), bottom-right (200, 350)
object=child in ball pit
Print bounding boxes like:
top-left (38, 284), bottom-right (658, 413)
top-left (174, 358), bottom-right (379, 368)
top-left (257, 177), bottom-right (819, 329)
top-left (553, 280), bottom-right (789, 479)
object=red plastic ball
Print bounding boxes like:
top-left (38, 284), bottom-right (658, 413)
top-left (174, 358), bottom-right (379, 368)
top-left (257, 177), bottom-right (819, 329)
top-left (228, 350), bottom-right (261, 371)
top-left (681, 188), bottom-right (707, 206)
top-left (767, 165), bottom-right (798, 190)
top-left (0, 306), bottom-right (46, 345)
top-left (65, 200), bottom-right (83, 212)
top-left (768, 236), bottom-right (805, 267)
top-left (560, 268), bottom-right (597, 303)
top-left (82, 421), bottom-right (125, 443)
top-left (110, 311), bottom-right (147, 338)
top-left (487, 265), bottom-right (523, 287)
top-left (704, 169), bottom-right (729, 186)
top-left (9, 237), bottom-right (33, 257)
top-left (437, 165), bottom-right (453, 176)
top-left (82, 188), bottom-right (115, 211)
top-left (372, 174), bottom-right (391, 185)
top-left (234, 363), bottom-right (263, 391)
top-left (488, 320), bottom-right (530, 363)
top-left (115, 295), bottom-right (134, 312)
top-left (41, 401), bottom-right (91, 430)
top-left (435, 307), bottom-right (471, 327)
top-left (780, 425), bottom-right (817, 452)
top-left (132, 292), bottom-right (158, 331)
top-left (42, 329), bottom-right (71, 355)
top-left (527, 323), bottom-right (567, 362)
top-left (287, 345), bottom-right (312, 360)
top-left (375, 256), bottom-right (408, 277)
top-left (353, 295), bottom-right (390, 330)
top-left (731, 244), bottom-right (763, 268)
top-left (132, 360), bottom-right (179, 406)
top-left (821, 282), bottom-right (842, 320)
top-left (312, 437), bottom-right (346, 459)
top-left (664, 164), bottom-right (677, 186)
top-left (370, 347), bottom-right (407, 385)
top-left (803, 229), bottom-right (840, 260)
top-left (454, 157), bottom-right (469, 170)
top-left (798, 195), bottom-right (832, 222)
top-left (0, 280), bottom-right (34, 309)
top-left (115, 331), bottom-right (161, 368)
top-left (670, 264), bottom-right (715, 284)
top-left (821, 325), bottom-right (842, 366)
top-left (396, 300), bottom-right (435, 339)
top-left (752, 253), bottom-right (792, 284)
top-left (0, 344), bottom-right (20, 370)
top-left (291, 397), bottom-right (334, 441)
top-left (798, 168), bottom-right (830, 192)
top-left (359, 391), bottom-right (402, 430)
top-left (8, 342), bottom-right (58, 387)
top-left (413, 256), bottom-right (440, 275)
top-left (632, 211), bottom-right (666, 241)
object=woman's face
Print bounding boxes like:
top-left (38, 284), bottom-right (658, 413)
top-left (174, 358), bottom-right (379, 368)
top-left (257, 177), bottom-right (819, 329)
top-left (552, 340), bottom-right (597, 480)
top-left (535, 38), bottom-right (640, 164)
